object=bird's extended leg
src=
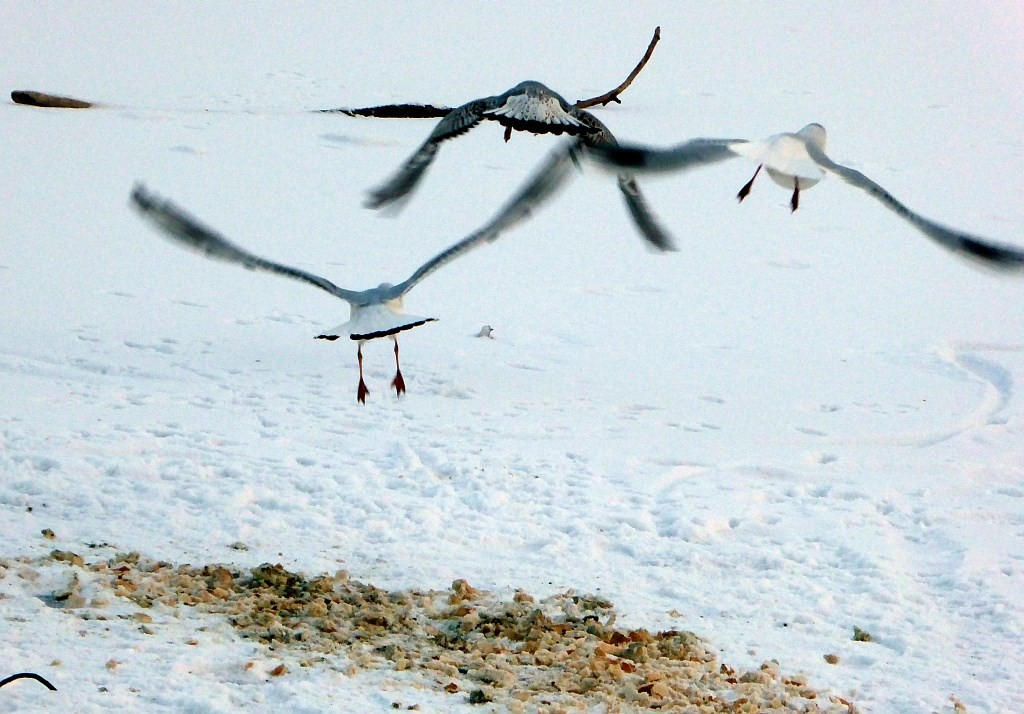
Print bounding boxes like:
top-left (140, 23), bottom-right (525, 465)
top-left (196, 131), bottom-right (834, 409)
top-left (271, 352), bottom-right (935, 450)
top-left (357, 343), bottom-right (369, 404)
top-left (391, 338), bottom-right (407, 397)
top-left (503, 125), bottom-right (512, 143)
top-left (790, 177), bottom-right (800, 212)
top-left (737, 164), bottom-right (762, 203)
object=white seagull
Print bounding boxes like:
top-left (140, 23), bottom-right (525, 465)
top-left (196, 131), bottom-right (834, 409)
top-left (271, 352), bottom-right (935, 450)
top-left (365, 80), bottom-right (676, 251)
top-left (130, 144), bottom-right (575, 403)
top-left (733, 123), bottom-right (827, 212)
top-left (587, 123), bottom-right (1024, 269)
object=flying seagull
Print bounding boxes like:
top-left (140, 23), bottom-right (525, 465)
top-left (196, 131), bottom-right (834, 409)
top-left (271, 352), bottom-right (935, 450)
top-left (586, 123), bottom-right (1024, 270)
top-left (365, 80), bottom-right (677, 251)
top-left (130, 144), bottom-right (576, 403)
top-left (365, 82), bottom-right (592, 209)
top-left (733, 123), bottom-right (827, 212)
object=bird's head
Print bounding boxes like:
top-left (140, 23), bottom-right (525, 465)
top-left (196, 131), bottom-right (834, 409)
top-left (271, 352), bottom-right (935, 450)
top-left (513, 80), bottom-right (552, 97)
top-left (797, 123), bottom-right (827, 151)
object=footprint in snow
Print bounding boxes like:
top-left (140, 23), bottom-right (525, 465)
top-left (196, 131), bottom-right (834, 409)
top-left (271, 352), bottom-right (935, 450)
top-left (123, 340), bottom-right (176, 355)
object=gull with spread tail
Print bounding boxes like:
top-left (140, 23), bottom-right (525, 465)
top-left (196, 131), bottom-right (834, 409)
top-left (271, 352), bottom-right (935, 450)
top-left (587, 123), bottom-right (1024, 269)
top-left (365, 81), bottom-right (677, 251)
top-left (130, 144), bottom-right (576, 403)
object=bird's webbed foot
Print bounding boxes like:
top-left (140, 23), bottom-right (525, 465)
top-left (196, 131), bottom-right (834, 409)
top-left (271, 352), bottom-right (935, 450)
top-left (737, 164), bottom-right (762, 203)
top-left (391, 370), bottom-right (406, 397)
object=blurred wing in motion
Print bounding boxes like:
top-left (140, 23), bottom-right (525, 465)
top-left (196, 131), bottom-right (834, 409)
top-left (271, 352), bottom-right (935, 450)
top-left (575, 109), bottom-right (676, 251)
top-left (616, 175), bottom-right (676, 251)
top-left (388, 141), bottom-right (579, 297)
top-left (364, 100), bottom-right (489, 210)
top-left (588, 137), bottom-right (748, 174)
top-left (803, 142), bottom-right (1024, 270)
top-left (130, 184), bottom-right (362, 301)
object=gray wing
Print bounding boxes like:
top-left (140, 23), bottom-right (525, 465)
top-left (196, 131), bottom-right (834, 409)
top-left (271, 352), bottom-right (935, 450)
top-left (588, 137), bottom-right (748, 174)
top-left (130, 185), bottom-right (362, 302)
top-left (574, 109), bottom-right (676, 251)
top-left (386, 141), bottom-right (579, 298)
top-left (803, 143), bottom-right (1024, 270)
top-left (587, 138), bottom-right (746, 251)
top-left (364, 98), bottom-right (491, 210)
top-left (616, 175), bottom-right (676, 251)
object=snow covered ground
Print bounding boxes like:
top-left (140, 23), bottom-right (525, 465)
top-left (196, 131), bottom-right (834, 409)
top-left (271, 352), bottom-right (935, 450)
top-left (2, 2), bottom-right (1023, 712)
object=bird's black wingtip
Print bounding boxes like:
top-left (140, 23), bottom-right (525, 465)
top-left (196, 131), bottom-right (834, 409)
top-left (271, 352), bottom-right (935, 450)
top-left (362, 193), bottom-right (386, 211)
top-left (129, 182), bottom-right (156, 212)
top-left (364, 189), bottom-right (414, 217)
top-left (960, 237), bottom-right (1024, 271)
top-left (598, 146), bottom-right (650, 169)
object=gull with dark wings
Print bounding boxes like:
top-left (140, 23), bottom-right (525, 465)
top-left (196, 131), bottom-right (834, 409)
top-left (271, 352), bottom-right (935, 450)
top-left (352, 28), bottom-right (675, 250)
top-left (365, 80), bottom-right (677, 251)
top-left (587, 123), bottom-right (1024, 269)
top-left (364, 80), bottom-right (594, 210)
top-left (130, 144), bottom-right (575, 403)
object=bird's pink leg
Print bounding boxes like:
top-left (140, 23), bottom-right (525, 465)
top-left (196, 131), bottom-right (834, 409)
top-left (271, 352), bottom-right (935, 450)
top-left (391, 339), bottom-right (406, 397)
top-left (790, 177), bottom-right (800, 213)
top-left (357, 343), bottom-right (369, 404)
top-left (737, 164), bottom-right (762, 203)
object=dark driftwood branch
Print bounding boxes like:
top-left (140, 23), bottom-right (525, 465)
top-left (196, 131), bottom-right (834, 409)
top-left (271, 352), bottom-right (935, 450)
top-left (0, 672), bottom-right (58, 691)
top-left (11, 90), bottom-right (92, 108)
top-left (574, 26), bottom-right (660, 109)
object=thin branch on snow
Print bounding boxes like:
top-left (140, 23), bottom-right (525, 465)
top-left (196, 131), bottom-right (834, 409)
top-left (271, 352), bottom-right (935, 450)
top-left (574, 26), bottom-right (661, 109)
top-left (0, 672), bottom-right (58, 691)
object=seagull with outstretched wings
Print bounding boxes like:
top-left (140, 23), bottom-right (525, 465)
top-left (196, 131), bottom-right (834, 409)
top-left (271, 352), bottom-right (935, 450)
top-left (587, 123), bottom-right (1024, 269)
top-left (131, 142), bottom-right (578, 402)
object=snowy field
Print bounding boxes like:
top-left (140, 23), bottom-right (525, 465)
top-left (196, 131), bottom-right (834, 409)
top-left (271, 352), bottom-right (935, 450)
top-left (2, 2), bottom-right (1024, 712)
